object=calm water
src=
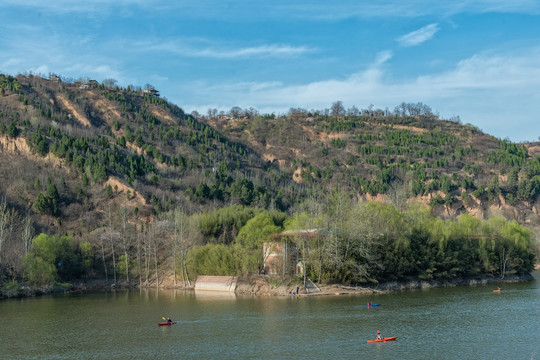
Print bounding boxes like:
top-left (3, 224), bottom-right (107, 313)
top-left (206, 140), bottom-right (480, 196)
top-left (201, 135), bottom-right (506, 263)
top-left (1, 274), bottom-right (539, 360)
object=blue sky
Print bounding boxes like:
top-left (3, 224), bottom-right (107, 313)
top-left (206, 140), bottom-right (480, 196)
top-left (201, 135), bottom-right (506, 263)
top-left (1, 1), bottom-right (539, 142)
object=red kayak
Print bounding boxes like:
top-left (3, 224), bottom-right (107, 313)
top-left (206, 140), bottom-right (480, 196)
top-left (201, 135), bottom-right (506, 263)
top-left (158, 322), bottom-right (177, 326)
top-left (367, 336), bottom-right (397, 343)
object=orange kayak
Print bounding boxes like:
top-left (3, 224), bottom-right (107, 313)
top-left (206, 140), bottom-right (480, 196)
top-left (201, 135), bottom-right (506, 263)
top-left (493, 289), bottom-right (502, 292)
top-left (367, 336), bottom-right (397, 343)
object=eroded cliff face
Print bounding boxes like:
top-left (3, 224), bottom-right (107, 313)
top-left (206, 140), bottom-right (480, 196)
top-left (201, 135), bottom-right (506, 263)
top-left (0, 135), bottom-right (30, 153)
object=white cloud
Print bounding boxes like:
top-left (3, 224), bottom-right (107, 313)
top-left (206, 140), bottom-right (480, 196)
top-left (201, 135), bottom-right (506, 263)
top-left (396, 23), bottom-right (439, 47)
top-left (375, 50), bottom-right (393, 64)
top-left (0, 0), bottom-right (148, 14)
top-left (194, 44), bottom-right (314, 58)
top-left (137, 40), bottom-right (314, 59)
top-left (280, 0), bottom-right (540, 19)
top-left (3, 0), bottom-right (539, 19)
top-left (182, 48), bottom-right (540, 141)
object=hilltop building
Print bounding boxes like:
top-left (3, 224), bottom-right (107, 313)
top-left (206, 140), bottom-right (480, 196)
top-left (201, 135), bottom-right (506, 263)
top-left (143, 88), bottom-right (160, 97)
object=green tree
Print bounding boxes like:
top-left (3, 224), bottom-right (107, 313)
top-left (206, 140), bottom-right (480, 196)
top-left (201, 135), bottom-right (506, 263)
top-left (236, 212), bottom-right (281, 249)
top-left (79, 241), bottom-right (94, 273)
top-left (195, 182), bottom-right (211, 200)
top-left (124, 124), bottom-right (133, 142)
top-left (22, 233), bottom-right (85, 285)
top-left (46, 183), bottom-right (59, 202)
top-left (81, 173), bottom-right (89, 188)
top-left (22, 253), bottom-right (56, 287)
top-left (33, 193), bottom-right (49, 214)
top-left (7, 121), bottom-right (18, 138)
top-left (229, 178), bottom-right (255, 205)
top-left (186, 243), bottom-right (243, 276)
top-left (135, 134), bottom-right (144, 147)
top-left (106, 184), bottom-right (113, 198)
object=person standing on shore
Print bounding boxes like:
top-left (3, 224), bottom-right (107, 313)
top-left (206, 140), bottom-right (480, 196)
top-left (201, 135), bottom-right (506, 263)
top-left (297, 285), bottom-right (300, 295)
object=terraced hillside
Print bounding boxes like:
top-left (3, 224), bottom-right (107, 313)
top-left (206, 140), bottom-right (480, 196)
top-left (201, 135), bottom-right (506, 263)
top-left (1, 73), bottom-right (539, 238)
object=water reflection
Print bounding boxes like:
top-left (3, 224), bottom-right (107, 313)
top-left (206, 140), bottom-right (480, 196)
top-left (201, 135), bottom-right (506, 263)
top-left (194, 290), bottom-right (237, 301)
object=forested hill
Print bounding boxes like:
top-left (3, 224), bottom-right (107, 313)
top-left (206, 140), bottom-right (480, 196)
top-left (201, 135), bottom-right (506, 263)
top-left (0, 73), bottom-right (539, 290)
top-left (0, 73), bottom-right (539, 239)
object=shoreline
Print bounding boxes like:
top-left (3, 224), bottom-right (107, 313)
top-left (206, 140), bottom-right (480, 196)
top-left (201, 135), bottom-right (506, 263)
top-left (1, 272), bottom-right (536, 299)
top-left (235, 273), bottom-right (536, 297)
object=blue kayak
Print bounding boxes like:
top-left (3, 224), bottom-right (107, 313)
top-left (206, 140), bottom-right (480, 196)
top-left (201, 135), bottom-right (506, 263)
top-left (362, 304), bottom-right (380, 307)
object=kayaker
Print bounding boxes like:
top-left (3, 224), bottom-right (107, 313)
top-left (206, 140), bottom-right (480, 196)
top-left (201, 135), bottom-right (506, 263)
top-left (376, 330), bottom-right (382, 340)
top-left (367, 301), bottom-right (372, 307)
top-left (167, 317), bottom-right (172, 323)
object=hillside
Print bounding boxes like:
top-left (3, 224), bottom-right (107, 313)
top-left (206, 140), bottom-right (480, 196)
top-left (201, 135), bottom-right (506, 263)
top-left (0, 74), bottom-right (303, 235)
top-left (201, 108), bottom-right (540, 225)
top-left (0, 74), bottom-right (539, 236)
top-left (0, 73), bottom-right (539, 289)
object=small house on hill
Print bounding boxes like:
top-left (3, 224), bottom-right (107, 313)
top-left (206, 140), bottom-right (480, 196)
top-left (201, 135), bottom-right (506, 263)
top-left (263, 229), bottom-right (319, 276)
top-left (143, 88), bottom-right (160, 97)
top-left (79, 80), bottom-right (98, 89)
top-left (49, 74), bottom-right (61, 82)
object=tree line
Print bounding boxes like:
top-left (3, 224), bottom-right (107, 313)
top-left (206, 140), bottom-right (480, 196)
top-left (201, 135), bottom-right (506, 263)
top-left (2, 193), bottom-right (535, 291)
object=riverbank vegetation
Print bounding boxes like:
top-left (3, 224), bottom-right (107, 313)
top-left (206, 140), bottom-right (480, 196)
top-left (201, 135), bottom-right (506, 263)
top-left (1, 192), bottom-right (535, 296)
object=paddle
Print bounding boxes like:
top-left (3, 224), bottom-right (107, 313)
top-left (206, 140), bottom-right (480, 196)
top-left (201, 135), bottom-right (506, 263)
top-left (162, 316), bottom-right (173, 323)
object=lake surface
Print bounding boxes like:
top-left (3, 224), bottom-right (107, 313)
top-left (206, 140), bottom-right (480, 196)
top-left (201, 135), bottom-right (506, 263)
top-left (1, 274), bottom-right (539, 360)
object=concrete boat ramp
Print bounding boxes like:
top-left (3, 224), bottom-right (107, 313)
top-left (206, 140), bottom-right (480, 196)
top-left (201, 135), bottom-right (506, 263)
top-left (194, 276), bottom-right (238, 292)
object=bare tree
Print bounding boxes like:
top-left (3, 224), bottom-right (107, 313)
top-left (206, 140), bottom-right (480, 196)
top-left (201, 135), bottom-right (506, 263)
top-left (347, 106), bottom-right (360, 116)
top-left (102, 206), bottom-right (120, 284)
top-left (21, 212), bottom-right (34, 255)
top-left (147, 219), bottom-right (165, 287)
top-left (99, 231), bottom-right (109, 284)
top-left (102, 78), bottom-right (118, 89)
top-left (118, 207), bottom-right (131, 283)
top-left (243, 107), bottom-right (259, 119)
top-left (207, 108), bottom-right (218, 119)
top-left (0, 198), bottom-right (16, 269)
top-left (330, 101), bottom-right (345, 117)
top-left (135, 223), bottom-right (143, 286)
top-left (141, 222), bottom-right (150, 287)
top-left (171, 209), bottom-right (182, 287)
top-left (288, 108), bottom-right (307, 119)
top-left (229, 106), bottom-right (242, 118)
top-left (386, 180), bottom-right (410, 211)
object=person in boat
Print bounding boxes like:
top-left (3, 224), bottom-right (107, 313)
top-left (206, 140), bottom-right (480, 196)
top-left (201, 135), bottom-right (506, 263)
top-left (167, 317), bottom-right (172, 323)
top-left (376, 330), bottom-right (382, 340)
top-left (367, 301), bottom-right (372, 307)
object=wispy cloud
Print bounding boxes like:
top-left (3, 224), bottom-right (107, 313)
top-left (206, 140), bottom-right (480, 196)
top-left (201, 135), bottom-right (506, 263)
top-left (2, 0), bottom-right (540, 19)
top-left (137, 40), bottom-right (315, 59)
top-left (396, 23), bottom-right (439, 47)
top-left (0, 0), bottom-right (148, 13)
top-left (190, 44), bottom-right (314, 59)
top-left (280, 1), bottom-right (540, 19)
